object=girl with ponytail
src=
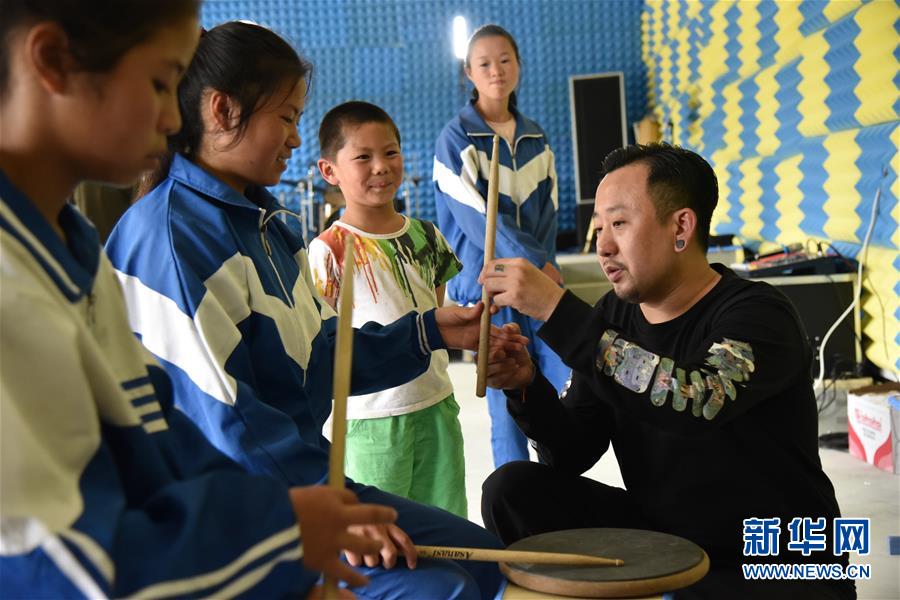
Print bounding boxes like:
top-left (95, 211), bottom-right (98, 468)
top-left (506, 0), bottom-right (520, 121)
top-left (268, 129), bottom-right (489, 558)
top-left (106, 20), bottom-right (510, 600)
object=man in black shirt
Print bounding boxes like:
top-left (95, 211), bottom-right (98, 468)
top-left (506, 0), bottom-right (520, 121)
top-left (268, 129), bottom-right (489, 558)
top-left (479, 144), bottom-right (854, 599)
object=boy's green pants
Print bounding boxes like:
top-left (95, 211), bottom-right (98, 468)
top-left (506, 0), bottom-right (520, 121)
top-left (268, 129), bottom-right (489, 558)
top-left (345, 395), bottom-right (467, 518)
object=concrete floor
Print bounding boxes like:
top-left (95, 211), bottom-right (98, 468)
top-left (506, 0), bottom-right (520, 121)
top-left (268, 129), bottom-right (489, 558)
top-left (449, 361), bottom-right (900, 600)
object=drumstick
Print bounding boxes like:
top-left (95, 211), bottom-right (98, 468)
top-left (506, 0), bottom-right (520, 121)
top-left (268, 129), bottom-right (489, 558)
top-left (416, 545), bottom-right (624, 567)
top-left (324, 234), bottom-right (356, 599)
top-left (476, 134), bottom-right (501, 398)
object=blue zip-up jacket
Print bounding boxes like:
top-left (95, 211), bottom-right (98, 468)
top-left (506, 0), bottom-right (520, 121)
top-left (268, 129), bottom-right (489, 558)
top-left (433, 101), bottom-right (559, 304)
top-left (105, 154), bottom-right (443, 486)
top-left (0, 168), bottom-right (312, 597)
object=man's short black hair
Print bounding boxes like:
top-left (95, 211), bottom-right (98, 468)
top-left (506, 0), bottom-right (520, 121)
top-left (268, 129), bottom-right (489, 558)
top-left (601, 143), bottom-right (719, 250)
top-left (319, 101), bottom-right (401, 160)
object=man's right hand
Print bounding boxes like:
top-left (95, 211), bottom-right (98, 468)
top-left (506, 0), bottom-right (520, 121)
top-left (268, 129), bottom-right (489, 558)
top-left (479, 258), bottom-right (565, 322)
top-left (289, 486), bottom-right (397, 588)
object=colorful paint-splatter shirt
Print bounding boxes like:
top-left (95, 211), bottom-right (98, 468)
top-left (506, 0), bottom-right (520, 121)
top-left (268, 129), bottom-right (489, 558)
top-left (503, 264), bottom-right (845, 573)
top-left (309, 217), bottom-right (462, 418)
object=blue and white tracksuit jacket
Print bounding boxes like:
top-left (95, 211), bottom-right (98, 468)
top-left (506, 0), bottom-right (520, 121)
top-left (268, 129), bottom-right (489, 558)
top-left (0, 168), bottom-right (313, 598)
top-left (433, 102), bottom-right (571, 467)
top-left (432, 100), bottom-right (559, 306)
top-left (106, 154), bottom-right (504, 600)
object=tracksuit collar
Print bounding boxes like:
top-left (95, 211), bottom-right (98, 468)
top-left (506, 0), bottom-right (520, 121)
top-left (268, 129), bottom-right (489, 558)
top-left (0, 168), bottom-right (99, 302)
top-left (458, 99), bottom-right (543, 139)
top-left (168, 153), bottom-right (277, 212)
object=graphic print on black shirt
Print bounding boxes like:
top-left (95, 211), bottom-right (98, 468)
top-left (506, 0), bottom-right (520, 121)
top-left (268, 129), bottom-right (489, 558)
top-left (596, 328), bottom-right (755, 420)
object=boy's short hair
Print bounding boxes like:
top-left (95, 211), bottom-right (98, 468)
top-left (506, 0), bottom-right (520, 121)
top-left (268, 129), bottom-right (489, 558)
top-left (319, 101), bottom-right (401, 160)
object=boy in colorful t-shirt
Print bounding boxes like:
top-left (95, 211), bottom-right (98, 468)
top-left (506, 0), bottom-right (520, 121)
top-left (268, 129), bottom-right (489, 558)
top-left (309, 102), bottom-right (467, 517)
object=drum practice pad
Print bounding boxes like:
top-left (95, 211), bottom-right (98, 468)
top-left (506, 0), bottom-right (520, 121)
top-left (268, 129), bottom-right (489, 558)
top-left (500, 528), bottom-right (709, 598)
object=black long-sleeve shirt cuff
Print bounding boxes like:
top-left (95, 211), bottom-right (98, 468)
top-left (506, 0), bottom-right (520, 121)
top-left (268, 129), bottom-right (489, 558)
top-left (503, 367), bottom-right (559, 421)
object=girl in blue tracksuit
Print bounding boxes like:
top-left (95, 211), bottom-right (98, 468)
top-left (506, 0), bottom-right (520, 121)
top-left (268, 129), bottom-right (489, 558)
top-left (433, 24), bottom-right (571, 468)
top-left (1, 3), bottom-right (399, 598)
top-left (106, 21), bottom-right (507, 600)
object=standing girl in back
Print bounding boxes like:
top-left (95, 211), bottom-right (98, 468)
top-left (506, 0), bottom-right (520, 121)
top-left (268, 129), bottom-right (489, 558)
top-left (433, 24), bottom-right (571, 468)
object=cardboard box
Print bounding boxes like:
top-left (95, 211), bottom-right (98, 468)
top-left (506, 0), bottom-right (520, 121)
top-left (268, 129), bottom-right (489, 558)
top-left (847, 383), bottom-right (900, 474)
top-left (815, 377), bottom-right (873, 436)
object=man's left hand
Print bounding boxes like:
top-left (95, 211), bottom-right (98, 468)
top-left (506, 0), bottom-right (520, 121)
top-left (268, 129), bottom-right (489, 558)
top-left (483, 323), bottom-right (535, 390)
